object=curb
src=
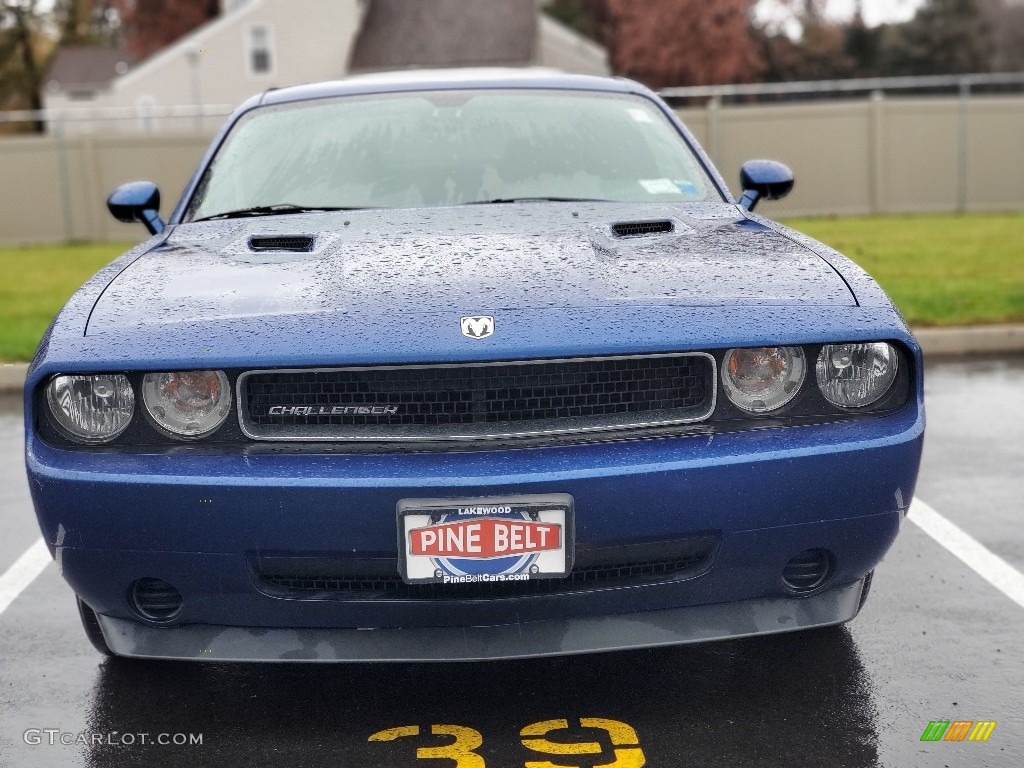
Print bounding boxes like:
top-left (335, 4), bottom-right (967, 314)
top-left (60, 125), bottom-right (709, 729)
top-left (912, 324), bottom-right (1024, 359)
top-left (2, 326), bottom-right (1023, 395)
top-left (0, 364), bottom-right (27, 396)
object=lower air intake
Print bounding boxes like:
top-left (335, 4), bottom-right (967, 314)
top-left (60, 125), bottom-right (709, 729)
top-left (781, 549), bottom-right (832, 593)
top-left (253, 536), bottom-right (719, 600)
top-left (130, 577), bottom-right (183, 621)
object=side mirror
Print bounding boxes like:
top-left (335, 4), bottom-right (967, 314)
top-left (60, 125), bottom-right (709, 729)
top-left (106, 181), bottom-right (165, 235)
top-left (738, 160), bottom-right (794, 212)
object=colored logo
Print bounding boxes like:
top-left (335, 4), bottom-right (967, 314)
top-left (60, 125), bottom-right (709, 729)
top-left (460, 315), bottom-right (494, 340)
top-left (410, 517), bottom-right (561, 559)
top-left (411, 509), bottom-right (560, 578)
top-left (920, 720), bottom-right (997, 742)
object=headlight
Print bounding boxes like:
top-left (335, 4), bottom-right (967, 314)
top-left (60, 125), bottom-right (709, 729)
top-left (141, 370), bottom-right (232, 439)
top-left (816, 343), bottom-right (898, 408)
top-left (721, 347), bottom-right (806, 413)
top-left (46, 374), bottom-right (134, 443)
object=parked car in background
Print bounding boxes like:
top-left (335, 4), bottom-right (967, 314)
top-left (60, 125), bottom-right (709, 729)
top-left (25, 69), bottom-right (924, 661)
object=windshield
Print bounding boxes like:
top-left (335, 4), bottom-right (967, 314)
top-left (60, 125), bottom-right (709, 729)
top-left (185, 89), bottom-right (720, 220)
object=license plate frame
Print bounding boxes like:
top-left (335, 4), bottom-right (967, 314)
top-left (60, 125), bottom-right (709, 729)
top-left (396, 494), bottom-right (574, 585)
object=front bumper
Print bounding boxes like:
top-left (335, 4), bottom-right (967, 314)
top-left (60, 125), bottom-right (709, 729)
top-left (29, 400), bottom-right (922, 656)
top-left (95, 578), bottom-right (867, 662)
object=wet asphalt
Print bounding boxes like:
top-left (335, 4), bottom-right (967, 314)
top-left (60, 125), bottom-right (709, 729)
top-left (0, 358), bottom-right (1022, 768)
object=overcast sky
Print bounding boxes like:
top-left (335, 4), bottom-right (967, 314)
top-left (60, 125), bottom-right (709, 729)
top-left (827, 0), bottom-right (924, 25)
top-left (756, 0), bottom-right (925, 34)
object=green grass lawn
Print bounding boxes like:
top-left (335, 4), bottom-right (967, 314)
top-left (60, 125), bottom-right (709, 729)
top-left (0, 242), bottom-right (130, 362)
top-left (785, 212), bottom-right (1024, 328)
top-left (0, 213), bottom-right (1021, 362)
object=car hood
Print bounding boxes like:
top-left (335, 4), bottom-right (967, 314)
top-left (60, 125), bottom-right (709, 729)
top-left (86, 202), bottom-right (853, 335)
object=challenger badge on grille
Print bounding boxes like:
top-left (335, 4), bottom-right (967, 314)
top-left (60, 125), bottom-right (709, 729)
top-left (267, 405), bottom-right (400, 416)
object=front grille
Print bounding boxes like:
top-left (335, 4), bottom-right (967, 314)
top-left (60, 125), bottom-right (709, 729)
top-left (253, 536), bottom-right (717, 600)
top-left (239, 354), bottom-right (715, 443)
top-left (612, 220), bottom-right (674, 237)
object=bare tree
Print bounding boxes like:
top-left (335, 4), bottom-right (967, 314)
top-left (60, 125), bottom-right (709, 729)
top-left (985, 0), bottom-right (1024, 71)
top-left (879, 0), bottom-right (993, 76)
top-left (0, 0), bottom-right (49, 131)
top-left (55, 0), bottom-right (121, 45)
top-left (754, 0), bottom-right (857, 81)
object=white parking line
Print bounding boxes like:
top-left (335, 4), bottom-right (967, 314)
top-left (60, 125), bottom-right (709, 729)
top-left (0, 538), bottom-right (50, 618)
top-left (909, 499), bottom-right (1024, 610)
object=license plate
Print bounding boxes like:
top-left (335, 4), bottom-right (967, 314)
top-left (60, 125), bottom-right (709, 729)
top-left (397, 494), bottom-right (574, 585)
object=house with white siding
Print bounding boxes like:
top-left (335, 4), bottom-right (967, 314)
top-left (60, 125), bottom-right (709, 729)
top-left (44, 0), bottom-right (609, 135)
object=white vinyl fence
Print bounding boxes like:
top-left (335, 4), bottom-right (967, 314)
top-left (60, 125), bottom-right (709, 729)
top-left (0, 74), bottom-right (1021, 243)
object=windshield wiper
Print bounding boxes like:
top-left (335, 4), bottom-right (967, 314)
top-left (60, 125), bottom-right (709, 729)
top-left (193, 204), bottom-right (363, 222)
top-left (463, 197), bottom-right (615, 205)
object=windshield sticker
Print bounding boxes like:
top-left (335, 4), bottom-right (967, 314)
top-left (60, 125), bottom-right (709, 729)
top-left (639, 178), bottom-right (681, 195)
top-left (675, 180), bottom-right (700, 197)
top-left (627, 108), bottom-right (653, 123)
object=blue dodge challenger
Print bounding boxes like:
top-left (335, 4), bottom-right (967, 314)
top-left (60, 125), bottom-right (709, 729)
top-left (25, 69), bottom-right (924, 661)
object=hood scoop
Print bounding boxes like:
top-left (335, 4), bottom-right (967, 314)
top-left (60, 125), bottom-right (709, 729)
top-left (248, 234), bottom-right (316, 252)
top-left (611, 220), bottom-right (674, 238)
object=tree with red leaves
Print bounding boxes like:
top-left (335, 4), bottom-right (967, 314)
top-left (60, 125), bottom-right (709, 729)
top-left (552, 0), bottom-right (761, 88)
top-left (114, 0), bottom-right (218, 60)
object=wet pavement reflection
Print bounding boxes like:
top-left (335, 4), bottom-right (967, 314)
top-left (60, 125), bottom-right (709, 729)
top-left (79, 629), bottom-right (875, 767)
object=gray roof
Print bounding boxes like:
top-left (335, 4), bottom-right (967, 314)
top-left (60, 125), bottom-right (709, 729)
top-left (350, 0), bottom-right (537, 72)
top-left (46, 47), bottom-right (133, 92)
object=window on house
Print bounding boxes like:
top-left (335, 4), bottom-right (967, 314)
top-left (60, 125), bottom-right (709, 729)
top-left (249, 26), bottom-right (272, 75)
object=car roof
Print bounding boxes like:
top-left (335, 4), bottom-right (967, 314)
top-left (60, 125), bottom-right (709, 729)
top-left (258, 67), bottom-right (650, 107)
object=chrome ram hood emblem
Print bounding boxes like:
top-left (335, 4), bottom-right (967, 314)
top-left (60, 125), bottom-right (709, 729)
top-left (460, 315), bottom-right (494, 340)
